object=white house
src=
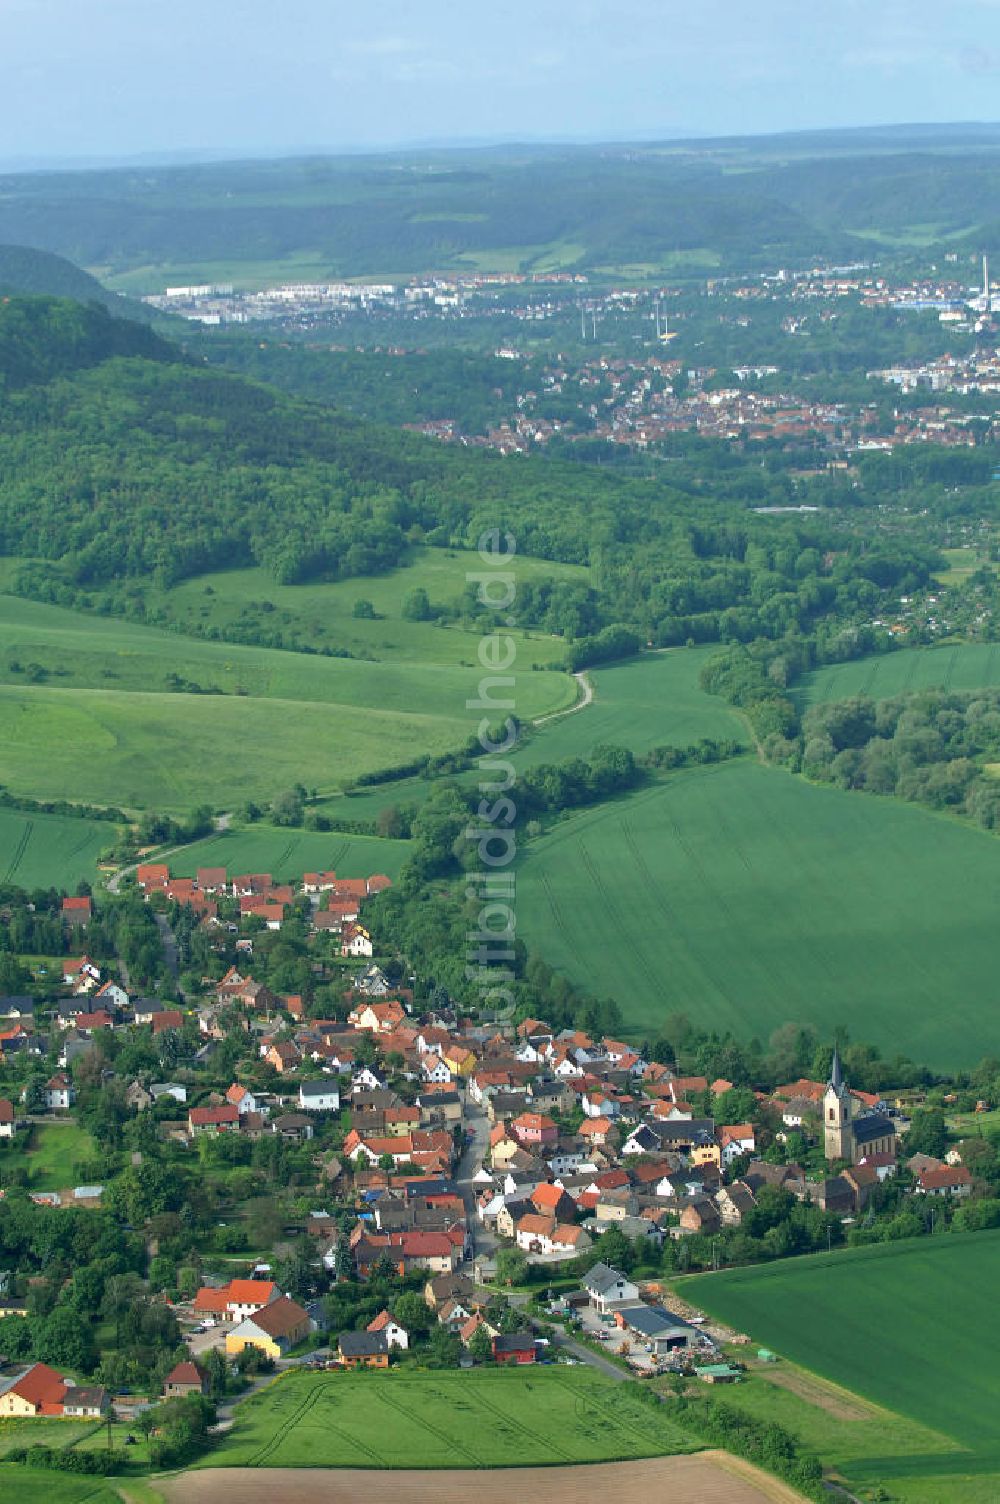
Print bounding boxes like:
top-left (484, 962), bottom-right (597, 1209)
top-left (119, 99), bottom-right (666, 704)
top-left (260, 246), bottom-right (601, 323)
top-left (43, 1074), bottom-right (76, 1111)
top-left (367, 1310), bottom-right (408, 1350)
top-left (351, 1066), bottom-right (386, 1093)
top-left (226, 1084), bottom-right (264, 1116)
top-left (719, 1125), bottom-right (756, 1166)
top-left (341, 926), bottom-right (373, 959)
top-left (299, 1080), bottom-right (340, 1113)
top-left (583, 1261), bottom-right (640, 1313)
top-left (0, 1099), bottom-right (15, 1138)
top-left (422, 1055), bottom-right (452, 1086)
top-left (94, 982), bottom-right (129, 1012)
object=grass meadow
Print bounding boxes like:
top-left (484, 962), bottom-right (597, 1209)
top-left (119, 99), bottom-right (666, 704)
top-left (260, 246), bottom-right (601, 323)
top-left (0, 806), bottom-right (115, 887)
top-left (197, 1367), bottom-right (695, 1469)
top-left (681, 1231), bottom-right (1000, 1503)
top-left (0, 555), bottom-right (578, 814)
top-left (517, 759), bottom-right (1000, 1064)
top-left (149, 547), bottom-right (586, 668)
top-left (1, 1121), bottom-right (101, 1190)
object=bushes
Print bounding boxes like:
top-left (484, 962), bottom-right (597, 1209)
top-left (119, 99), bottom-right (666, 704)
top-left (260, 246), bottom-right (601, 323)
top-left (673, 1392), bottom-right (824, 1499)
top-left (800, 687), bottom-right (1000, 829)
top-left (6, 1444), bottom-right (128, 1474)
top-left (565, 624), bottom-right (643, 672)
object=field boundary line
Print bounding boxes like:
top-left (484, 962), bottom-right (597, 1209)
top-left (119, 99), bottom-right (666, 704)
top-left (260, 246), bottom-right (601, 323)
top-left (378, 1383), bottom-right (481, 1464)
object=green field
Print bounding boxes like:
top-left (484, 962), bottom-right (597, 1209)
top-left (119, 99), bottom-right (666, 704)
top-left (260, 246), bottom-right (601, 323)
top-left (520, 648), bottom-right (749, 763)
top-left (679, 1356), bottom-right (977, 1504)
top-left (167, 824), bottom-right (411, 882)
top-left (796, 642), bottom-right (1000, 707)
top-left (682, 1232), bottom-right (1000, 1502)
top-left (0, 1469), bottom-right (130, 1504)
top-left (198, 1367), bottom-right (695, 1469)
top-left (0, 806), bottom-right (115, 888)
top-left (517, 760), bottom-right (1000, 1063)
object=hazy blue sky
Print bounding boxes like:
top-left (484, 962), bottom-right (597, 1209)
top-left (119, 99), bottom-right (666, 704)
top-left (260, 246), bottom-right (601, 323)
top-left (5, 0), bottom-right (1000, 161)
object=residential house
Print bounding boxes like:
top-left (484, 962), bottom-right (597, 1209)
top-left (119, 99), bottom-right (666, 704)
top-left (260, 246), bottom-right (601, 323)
top-left (715, 1183), bottom-right (756, 1227)
top-left (583, 1262), bottom-right (640, 1313)
top-left (61, 1386), bottom-right (109, 1418)
top-left (678, 1196), bottom-right (722, 1234)
top-left (43, 1073), bottom-right (75, 1111)
top-left (916, 1165), bottom-right (973, 1198)
top-left (718, 1124), bottom-right (756, 1165)
top-left (189, 1104), bottom-right (240, 1134)
top-left (510, 1111), bottom-right (557, 1149)
top-left (162, 1361), bottom-right (207, 1398)
top-left (0, 1098), bottom-right (16, 1138)
top-left (341, 924), bottom-right (373, 958)
top-left (492, 1334), bottom-right (535, 1365)
top-left (350, 1000), bottom-right (407, 1033)
top-left (298, 1080), bottom-right (341, 1113)
top-left (61, 896), bottom-right (92, 928)
top-left (366, 1310), bottom-right (408, 1350)
top-left (152, 1010), bottom-right (183, 1035)
top-left (125, 1081), bottom-right (153, 1112)
top-left (338, 1331), bottom-right (389, 1368)
top-left (265, 1041), bottom-right (301, 1074)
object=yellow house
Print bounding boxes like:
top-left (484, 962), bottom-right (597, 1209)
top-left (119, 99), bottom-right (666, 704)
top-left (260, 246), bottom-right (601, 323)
top-left (691, 1141), bottom-right (722, 1169)
top-left (225, 1295), bottom-right (310, 1359)
top-left (443, 1045), bottom-right (476, 1078)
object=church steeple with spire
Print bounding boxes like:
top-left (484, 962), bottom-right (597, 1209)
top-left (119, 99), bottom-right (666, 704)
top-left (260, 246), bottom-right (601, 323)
top-left (823, 1046), bottom-right (853, 1162)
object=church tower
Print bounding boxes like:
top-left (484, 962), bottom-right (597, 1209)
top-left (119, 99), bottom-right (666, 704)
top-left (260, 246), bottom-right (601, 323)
top-left (823, 1047), bottom-right (852, 1162)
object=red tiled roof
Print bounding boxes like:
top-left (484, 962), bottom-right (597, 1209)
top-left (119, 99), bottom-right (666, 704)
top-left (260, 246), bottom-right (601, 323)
top-left (10, 1362), bottom-right (67, 1410)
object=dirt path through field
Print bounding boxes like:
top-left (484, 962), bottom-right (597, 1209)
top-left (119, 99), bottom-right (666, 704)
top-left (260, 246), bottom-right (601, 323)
top-left (532, 669), bottom-right (593, 725)
top-left (161, 1453), bottom-right (810, 1504)
top-left (749, 1362), bottom-right (880, 1422)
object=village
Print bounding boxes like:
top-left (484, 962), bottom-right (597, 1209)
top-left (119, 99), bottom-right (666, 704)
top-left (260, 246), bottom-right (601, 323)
top-left (0, 856), bottom-right (982, 1432)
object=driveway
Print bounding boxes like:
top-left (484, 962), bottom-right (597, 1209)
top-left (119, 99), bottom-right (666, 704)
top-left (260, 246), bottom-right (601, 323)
top-left (551, 1330), bottom-right (629, 1382)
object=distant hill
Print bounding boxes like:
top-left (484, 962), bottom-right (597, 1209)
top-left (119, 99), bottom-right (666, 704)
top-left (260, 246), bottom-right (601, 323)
top-left (0, 295), bottom-right (175, 389)
top-left (0, 243), bottom-right (155, 322)
top-left (2, 127), bottom-right (1000, 284)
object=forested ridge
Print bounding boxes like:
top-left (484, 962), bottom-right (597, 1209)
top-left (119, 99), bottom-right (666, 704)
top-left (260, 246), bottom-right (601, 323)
top-left (0, 294), bottom-right (953, 655)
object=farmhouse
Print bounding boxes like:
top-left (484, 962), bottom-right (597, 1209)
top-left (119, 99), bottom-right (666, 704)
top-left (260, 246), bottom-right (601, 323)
top-left (226, 1295), bottom-right (311, 1358)
top-left (0, 1362), bottom-right (67, 1416)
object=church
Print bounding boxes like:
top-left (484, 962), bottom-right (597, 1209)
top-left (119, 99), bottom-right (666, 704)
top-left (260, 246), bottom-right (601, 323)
top-left (823, 1049), bottom-right (897, 1164)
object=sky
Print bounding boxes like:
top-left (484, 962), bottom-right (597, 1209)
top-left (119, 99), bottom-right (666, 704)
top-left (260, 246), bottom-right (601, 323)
top-left (5, 0), bottom-right (1000, 163)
